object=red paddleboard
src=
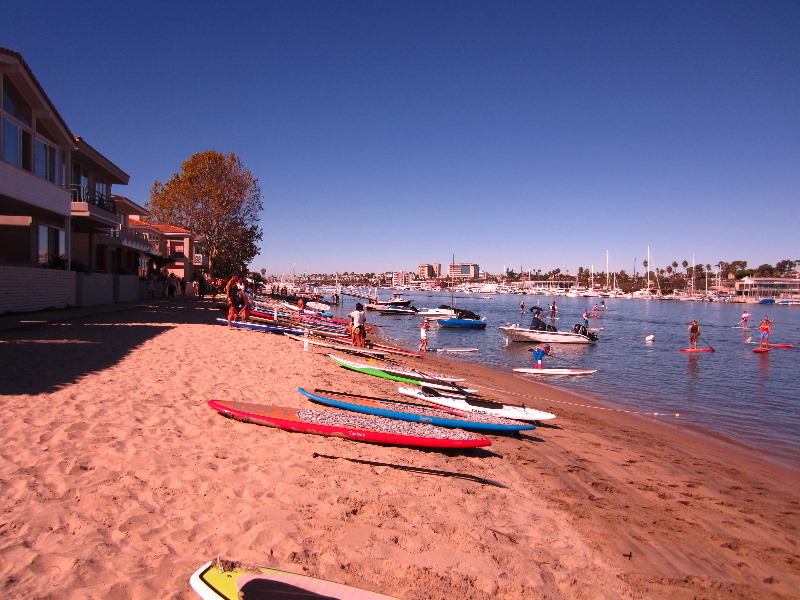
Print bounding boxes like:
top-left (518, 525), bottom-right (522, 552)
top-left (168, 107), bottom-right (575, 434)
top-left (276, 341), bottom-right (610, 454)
top-left (753, 347), bottom-right (771, 353)
top-left (208, 401), bottom-right (490, 448)
top-left (678, 348), bottom-right (713, 353)
top-left (768, 344), bottom-right (796, 348)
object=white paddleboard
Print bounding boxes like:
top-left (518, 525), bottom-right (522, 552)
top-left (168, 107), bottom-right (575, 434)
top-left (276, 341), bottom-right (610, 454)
top-left (398, 387), bottom-right (556, 421)
top-left (513, 368), bottom-right (597, 375)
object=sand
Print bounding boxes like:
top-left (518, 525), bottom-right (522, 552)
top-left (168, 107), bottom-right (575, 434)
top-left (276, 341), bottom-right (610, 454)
top-left (0, 297), bottom-right (797, 600)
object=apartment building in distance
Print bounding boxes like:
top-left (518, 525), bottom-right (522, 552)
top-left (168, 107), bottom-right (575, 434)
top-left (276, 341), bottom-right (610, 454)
top-left (449, 262), bottom-right (480, 279)
top-left (417, 263), bottom-right (441, 279)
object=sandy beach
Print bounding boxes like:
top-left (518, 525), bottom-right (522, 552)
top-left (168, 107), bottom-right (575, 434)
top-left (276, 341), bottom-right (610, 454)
top-left (0, 297), bottom-right (797, 600)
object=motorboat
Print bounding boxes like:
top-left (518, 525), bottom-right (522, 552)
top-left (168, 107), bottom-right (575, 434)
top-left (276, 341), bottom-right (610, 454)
top-left (377, 305), bottom-right (418, 315)
top-left (367, 293), bottom-right (412, 309)
top-left (499, 323), bottom-right (598, 344)
top-left (437, 317), bottom-right (487, 329)
top-left (417, 306), bottom-right (459, 319)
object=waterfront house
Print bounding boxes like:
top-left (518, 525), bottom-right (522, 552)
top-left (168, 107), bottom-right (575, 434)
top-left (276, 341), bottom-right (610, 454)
top-left (0, 47), bottom-right (145, 313)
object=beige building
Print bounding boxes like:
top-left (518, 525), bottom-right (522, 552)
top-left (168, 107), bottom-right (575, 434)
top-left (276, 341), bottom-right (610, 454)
top-left (0, 47), bottom-right (203, 313)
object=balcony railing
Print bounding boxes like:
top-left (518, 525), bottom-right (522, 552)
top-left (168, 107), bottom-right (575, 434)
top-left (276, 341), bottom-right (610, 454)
top-left (70, 185), bottom-right (116, 214)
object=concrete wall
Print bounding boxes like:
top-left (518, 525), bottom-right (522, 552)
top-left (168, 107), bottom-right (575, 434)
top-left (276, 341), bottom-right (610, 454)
top-left (0, 265), bottom-right (76, 314)
top-left (75, 272), bottom-right (114, 306)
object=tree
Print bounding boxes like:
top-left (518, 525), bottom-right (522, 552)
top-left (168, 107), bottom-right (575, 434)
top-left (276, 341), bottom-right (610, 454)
top-left (146, 150), bottom-right (263, 278)
top-left (775, 259), bottom-right (797, 276)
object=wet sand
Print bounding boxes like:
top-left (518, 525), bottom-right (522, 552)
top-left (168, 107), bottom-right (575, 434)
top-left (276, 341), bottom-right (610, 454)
top-left (0, 298), bottom-right (797, 599)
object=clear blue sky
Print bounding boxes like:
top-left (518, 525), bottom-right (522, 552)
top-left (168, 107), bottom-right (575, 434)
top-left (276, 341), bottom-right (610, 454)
top-left (5, 1), bottom-right (798, 277)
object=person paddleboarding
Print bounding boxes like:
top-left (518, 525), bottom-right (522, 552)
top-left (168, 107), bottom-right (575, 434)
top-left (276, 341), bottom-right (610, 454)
top-left (688, 320), bottom-right (701, 349)
top-left (759, 316), bottom-right (775, 349)
top-left (741, 310), bottom-right (751, 327)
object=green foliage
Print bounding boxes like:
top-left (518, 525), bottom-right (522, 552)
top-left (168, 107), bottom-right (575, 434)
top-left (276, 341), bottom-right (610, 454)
top-left (146, 150), bottom-right (263, 278)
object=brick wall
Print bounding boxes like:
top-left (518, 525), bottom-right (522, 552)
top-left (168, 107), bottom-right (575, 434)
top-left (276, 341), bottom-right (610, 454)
top-left (0, 266), bottom-right (76, 314)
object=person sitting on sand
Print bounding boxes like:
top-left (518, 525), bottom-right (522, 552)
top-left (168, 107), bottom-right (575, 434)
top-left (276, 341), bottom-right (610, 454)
top-left (529, 343), bottom-right (551, 370)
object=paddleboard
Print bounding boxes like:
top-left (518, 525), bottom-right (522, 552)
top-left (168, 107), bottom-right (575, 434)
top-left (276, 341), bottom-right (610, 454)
top-left (678, 348), bottom-right (713, 353)
top-left (216, 318), bottom-right (304, 335)
top-left (190, 559), bottom-right (399, 600)
top-left (284, 333), bottom-right (387, 358)
top-left (331, 337), bottom-right (421, 358)
top-left (328, 354), bottom-right (467, 386)
top-left (208, 400), bottom-right (491, 448)
top-left (745, 341), bottom-right (795, 348)
top-left (753, 347), bottom-right (771, 353)
top-left (298, 388), bottom-right (536, 432)
top-left (513, 368), bottom-right (597, 375)
top-left (398, 387), bottom-right (556, 421)
top-left (426, 347), bottom-right (479, 353)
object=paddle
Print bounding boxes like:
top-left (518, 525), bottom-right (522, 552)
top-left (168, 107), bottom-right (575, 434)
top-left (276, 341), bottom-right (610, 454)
top-left (732, 319), bottom-right (744, 328)
top-left (698, 334), bottom-right (715, 352)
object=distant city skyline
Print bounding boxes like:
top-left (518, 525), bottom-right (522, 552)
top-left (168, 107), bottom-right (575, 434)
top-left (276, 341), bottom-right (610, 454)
top-left (4, 2), bottom-right (798, 276)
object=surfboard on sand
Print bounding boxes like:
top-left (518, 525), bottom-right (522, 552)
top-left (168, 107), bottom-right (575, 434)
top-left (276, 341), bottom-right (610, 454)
top-left (513, 367), bottom-right (597, 375)
top-left (207, 400), bottom-right (491, 448)
top-left (216, 318), bottom-right (304, 335)
top-left (678, 348), bottom-right (713, 353)
top-left (190, 559), bottom-right (399, 600)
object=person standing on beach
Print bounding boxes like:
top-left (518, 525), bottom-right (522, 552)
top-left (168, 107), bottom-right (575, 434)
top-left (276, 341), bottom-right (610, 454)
top-left (348, 303), bottom-right (367, 347)
top-left (688, 320), bottom-right (700, 349)
top-left (166, 272), bottom-right (178, 301)
top-left (529, 343), bottom-right (550, 370)
top-left (238, 279), bottom-right (252, 324)
top-left (759, 316), bottom-right (775, 349)
top-left (225, 274), bottom-right (242, 329)
top-left (419, 319), bottom-right (429, 351)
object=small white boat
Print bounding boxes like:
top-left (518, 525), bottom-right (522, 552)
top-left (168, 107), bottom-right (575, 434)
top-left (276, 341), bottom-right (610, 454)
top-left (499, 323), bottom-right (598, 344)
top-left (377, 305), bottom-right (418, 315)
top-left (417, 306), bottom-right (459, 319)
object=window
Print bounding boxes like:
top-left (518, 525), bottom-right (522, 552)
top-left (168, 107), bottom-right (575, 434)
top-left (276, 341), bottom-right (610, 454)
top-left (35, 138), bottom-right (62, 184)
top-left (2, 116), bottom-right (32, 170)
top-left (2, 75), bottom-right (32, 126)
top-left (38, 225), bottom-right (65, 264)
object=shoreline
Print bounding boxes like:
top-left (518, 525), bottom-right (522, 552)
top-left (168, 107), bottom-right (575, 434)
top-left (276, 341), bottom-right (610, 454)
top-left (0, 297), bottom-right (797, 599)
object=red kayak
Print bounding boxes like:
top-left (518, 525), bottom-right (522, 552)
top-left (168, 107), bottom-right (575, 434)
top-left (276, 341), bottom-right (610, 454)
top-left (678, 348), bottom-right (713, 353)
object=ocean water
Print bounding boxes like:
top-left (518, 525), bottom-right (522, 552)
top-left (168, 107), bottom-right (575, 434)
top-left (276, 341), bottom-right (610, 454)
top-left (330, 291), bottom-right (800, 468)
